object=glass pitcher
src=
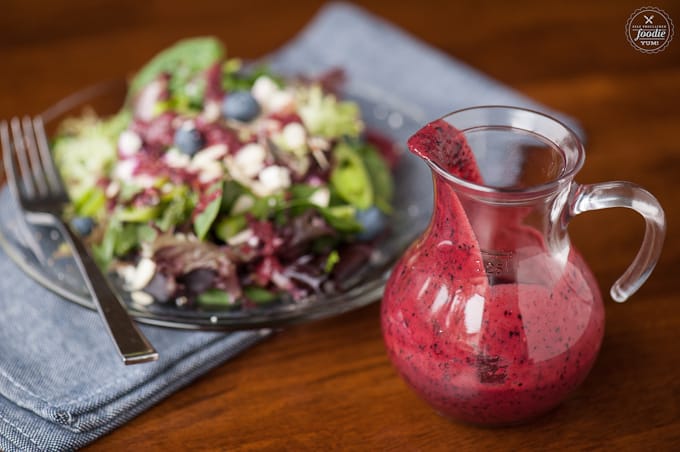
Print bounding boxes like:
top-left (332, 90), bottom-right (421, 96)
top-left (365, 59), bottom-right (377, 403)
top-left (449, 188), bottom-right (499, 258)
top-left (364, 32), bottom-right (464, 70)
top-left (381, 106), bottom-right (665, 426)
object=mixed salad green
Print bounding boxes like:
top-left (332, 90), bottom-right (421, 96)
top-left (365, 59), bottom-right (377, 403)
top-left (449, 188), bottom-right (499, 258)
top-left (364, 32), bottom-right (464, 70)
top-left (53, 37), bottom-right (396, 309)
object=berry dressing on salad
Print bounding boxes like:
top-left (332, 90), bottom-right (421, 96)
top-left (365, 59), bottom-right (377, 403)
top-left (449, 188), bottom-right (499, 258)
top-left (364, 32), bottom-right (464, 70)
top-left (53, 37), bottom-right (396, 309)
top-left (381, 119), bottom-right (605, 425)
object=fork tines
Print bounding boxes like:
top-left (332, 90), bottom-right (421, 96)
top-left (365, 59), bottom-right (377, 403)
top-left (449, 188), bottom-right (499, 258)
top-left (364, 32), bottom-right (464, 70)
top-left (0, 117), bottom-right (54, 262)
top-left (1, 116), bottom-right (65, 205)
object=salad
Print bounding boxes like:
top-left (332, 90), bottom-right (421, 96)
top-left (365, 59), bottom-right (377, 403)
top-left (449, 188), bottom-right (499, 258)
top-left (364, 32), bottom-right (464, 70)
top-left (53, 37), bottom-right (396, 309)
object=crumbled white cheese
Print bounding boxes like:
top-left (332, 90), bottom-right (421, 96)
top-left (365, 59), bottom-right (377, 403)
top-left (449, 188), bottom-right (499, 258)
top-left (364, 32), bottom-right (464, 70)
top-left (118, 130), bottom-right (142, 157)
top-left (114, 159), bottom-right (137, 180)
top-left (232, 143), bottom-right (267, 178)
top-left (127, 258), bottom-right (157, 291)
top-left (105, 181), bottom-right (120, 198)
top-left (135, 79), bottom-right (165, 121)
top-left (202, 101), bottom-right (222, 123)
top-left (268, 90), bottom-right (295, 114)
top-left (120, 260), bottom-right (157, 299)
top-left (227, 228), bottom-right (254, 246)
top-left (140, 242), bottom-right (153, 258)
top-left (190, 144), bottom-right (228, 170)
top-left (198, 161), bottom-right (224, 184)
top-left (133, 174), bottom-right (156, 189)
top-left (271, 271), bottom-right (292, 290)
top-left (281, 122), bottom-right (307, 152)
top-left (231, 194), bottom-right (255, 215)
top-left (131, 291), bottom-right (154, 306)
top-left (164, 148), bottom-right (191, 168)
top-left (256, 165), bottom-right (291, 196)
top-left (251, 75), bottom-right (295, 113)
top-left (251, 76), bottom-right (279, 106)
top-left (309, 187), bottom-right (330, 208)
top-left (186, 145), bottom-right (227, 184)
top-left (117, 264), bottom-right (136, 287)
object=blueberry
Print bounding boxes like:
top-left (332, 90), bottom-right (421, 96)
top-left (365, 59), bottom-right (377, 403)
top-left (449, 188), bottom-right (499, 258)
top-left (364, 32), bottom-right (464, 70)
top-left (179, 269), bottom-right (217, 295)
top-left (356, 207), bottom-right (386, 241)
top-left (174, 127), bottom-right (205, 156)
top-left (71, 216), bottom-right (95, 236)
top-left (143, 272), bottom-right (174, 303)
top-left (222, 91), bottom-right (261, 122)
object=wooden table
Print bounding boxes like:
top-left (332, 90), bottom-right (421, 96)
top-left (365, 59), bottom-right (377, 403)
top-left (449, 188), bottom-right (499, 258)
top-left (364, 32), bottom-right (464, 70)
top-left (2, 1), bottom-right (679, 449)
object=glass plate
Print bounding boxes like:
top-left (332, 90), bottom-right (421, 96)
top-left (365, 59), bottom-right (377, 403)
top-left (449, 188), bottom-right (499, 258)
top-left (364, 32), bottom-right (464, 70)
top-left (0, 79), bottom-right (433, 330)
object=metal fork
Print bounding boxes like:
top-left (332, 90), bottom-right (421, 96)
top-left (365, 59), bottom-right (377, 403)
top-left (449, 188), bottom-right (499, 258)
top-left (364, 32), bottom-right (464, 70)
top-left (1, 116), bottom-right (159, 365)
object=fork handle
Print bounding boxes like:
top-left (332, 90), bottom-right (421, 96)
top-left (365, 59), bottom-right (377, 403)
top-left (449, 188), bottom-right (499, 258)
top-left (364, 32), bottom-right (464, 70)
top-left (56, 219), bottom-right (159, 365)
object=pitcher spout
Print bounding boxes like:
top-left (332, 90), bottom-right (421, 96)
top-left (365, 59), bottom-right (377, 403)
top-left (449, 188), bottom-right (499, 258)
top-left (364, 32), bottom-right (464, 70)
top-left (407, 119), bottom-right (484, 186)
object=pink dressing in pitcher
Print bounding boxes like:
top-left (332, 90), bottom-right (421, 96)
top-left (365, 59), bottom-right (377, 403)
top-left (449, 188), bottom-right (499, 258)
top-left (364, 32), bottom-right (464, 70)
top-left (381, 119), bottom-right (604, 425)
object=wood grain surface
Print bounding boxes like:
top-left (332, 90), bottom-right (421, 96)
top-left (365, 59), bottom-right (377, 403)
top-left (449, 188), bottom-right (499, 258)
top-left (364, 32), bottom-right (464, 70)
top-left (1, 0), bottom-right (679, 450)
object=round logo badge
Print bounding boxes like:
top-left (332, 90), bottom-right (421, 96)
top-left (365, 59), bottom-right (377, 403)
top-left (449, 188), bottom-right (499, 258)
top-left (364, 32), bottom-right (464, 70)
top-left (626, 7), bottom-right (674, 53)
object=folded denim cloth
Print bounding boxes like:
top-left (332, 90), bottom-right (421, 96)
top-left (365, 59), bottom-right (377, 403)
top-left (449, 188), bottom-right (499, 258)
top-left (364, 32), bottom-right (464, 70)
top-left (0, 3), bottom-right (580, 450)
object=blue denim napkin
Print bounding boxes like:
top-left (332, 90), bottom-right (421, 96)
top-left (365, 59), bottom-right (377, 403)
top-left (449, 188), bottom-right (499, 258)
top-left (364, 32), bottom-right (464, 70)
top-left (268, 4), bottom-right (582, 136)
top-left (0, 3), bottom-right (580, 450)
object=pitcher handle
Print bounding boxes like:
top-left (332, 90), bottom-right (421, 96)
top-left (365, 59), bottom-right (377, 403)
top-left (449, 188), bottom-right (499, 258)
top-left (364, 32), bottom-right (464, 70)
top-left (569, 181), bottom-right (666, 302)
